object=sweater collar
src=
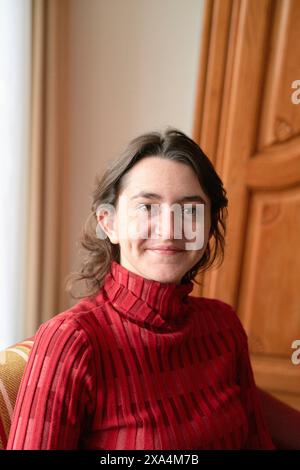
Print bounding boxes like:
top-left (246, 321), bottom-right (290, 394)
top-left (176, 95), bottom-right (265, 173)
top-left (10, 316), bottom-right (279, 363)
top-left (102, 260), bottom-right (194, 330)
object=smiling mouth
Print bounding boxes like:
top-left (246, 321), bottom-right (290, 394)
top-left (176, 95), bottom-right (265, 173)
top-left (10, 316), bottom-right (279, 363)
top-left (147, 248), bottom-right (184, 255)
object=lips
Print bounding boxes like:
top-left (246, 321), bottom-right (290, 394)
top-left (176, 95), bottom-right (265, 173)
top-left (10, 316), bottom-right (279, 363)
top-left (147, 245), bottom-right (184, 254)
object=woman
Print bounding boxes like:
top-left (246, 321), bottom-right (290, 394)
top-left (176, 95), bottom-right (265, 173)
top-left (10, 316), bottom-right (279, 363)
top-left (7, 128), bottom-right (276, 450)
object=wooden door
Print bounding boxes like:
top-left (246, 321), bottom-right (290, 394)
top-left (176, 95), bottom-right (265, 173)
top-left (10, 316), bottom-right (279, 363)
top-left (192, 0), bottom-right (300, 410)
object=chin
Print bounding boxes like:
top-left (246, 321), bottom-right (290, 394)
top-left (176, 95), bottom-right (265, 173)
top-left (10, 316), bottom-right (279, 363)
top-left (147, 269), bottom-right (182, 284)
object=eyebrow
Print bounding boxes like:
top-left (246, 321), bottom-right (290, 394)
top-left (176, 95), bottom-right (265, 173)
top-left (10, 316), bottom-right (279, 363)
top-left (130, 191), bottom-right (208, 204)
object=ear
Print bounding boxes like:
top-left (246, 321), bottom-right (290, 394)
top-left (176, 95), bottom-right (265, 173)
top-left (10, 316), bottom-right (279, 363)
top-left (96, 207), bottom-right (119, 244)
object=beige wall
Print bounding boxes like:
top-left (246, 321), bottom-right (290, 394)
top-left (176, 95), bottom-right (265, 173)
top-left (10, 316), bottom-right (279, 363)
top-left (67, 0), bottom-right (204, 297)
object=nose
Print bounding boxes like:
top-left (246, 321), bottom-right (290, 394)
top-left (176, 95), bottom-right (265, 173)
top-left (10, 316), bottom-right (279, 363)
top-left (152, 204), bottom-right (180, 239)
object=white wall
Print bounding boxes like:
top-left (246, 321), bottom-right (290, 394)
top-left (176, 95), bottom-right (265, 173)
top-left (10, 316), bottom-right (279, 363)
top-left (68, 0), bottom-right (204, 286)
top-left (0, 0), bottom-right (31, 348)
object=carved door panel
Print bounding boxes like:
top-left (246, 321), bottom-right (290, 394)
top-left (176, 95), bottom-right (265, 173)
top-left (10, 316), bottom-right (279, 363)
top-left (193, 0), bottom-right (300, 409)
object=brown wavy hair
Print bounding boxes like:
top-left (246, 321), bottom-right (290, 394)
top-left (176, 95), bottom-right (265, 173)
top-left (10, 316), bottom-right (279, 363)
top-left (65, 127), bottom-right (228, 299)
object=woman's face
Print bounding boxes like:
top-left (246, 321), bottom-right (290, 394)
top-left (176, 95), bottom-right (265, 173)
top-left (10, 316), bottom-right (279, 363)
top-left (100, 157), bottom-right (212, 284)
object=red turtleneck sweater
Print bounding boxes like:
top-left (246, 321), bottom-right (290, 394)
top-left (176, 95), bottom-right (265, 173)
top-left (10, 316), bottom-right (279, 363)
top-left (7, 261), bottom-right (275, 450)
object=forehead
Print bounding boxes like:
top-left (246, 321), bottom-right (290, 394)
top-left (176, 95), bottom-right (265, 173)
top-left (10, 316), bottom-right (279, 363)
top-left (121, 157), bottom-right (208, 199)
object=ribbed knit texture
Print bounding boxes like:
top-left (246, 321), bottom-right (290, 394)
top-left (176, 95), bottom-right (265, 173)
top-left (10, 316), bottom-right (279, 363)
top-left (7, 261), bottom-right (275, 450)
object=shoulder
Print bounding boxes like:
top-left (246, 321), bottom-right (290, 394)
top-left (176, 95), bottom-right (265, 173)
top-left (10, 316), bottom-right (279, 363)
top-left (23, 303), bottom-right (100, 403)
top-left (32, 298), bottom-right (101, 357)
top-left (192, 296), bottom-right (248, 344)
top-left (13, 302), bottom-right (98, 429)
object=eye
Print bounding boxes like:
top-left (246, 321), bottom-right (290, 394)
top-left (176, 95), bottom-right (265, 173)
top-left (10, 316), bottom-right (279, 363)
top-left (137, 203), bottom-right (152, 212)
top-left (183, 205), bottom-right (197, 216)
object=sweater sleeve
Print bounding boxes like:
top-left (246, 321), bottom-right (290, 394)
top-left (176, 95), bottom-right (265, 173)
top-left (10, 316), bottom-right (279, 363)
top-left (213, 299), bottom-right (276, 450)
top-left (6, 314), bottom-right (96, 450)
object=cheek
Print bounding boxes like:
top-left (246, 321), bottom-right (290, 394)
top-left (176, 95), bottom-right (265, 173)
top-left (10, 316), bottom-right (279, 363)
top-left (197, 206), bottom-right (211, 238)
top-left (119, 211), bottom-right (150, 241)
top-left (182, 209), bottom-right (207, 241)
top-left (206, 210), bottom-right (212, 238)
